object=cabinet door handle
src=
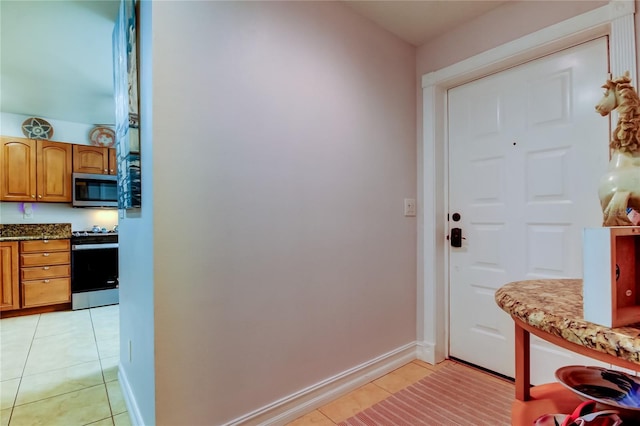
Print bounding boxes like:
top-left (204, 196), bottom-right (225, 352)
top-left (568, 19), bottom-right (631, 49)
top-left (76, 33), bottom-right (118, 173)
top-left (38, 195), bottom-right (42, 198)
top-left (104, 169), bottom-right (108, 173)
top-left (43, 253), bottom-right (50, 257)
top-left (31, 194), bottom-right (35, 198)
top-left (44, 279), bottom-right (50, 283)
top-left (43, 239), bottom-right (49, 243)
top-left (43, 266), bottom-right (50, 270)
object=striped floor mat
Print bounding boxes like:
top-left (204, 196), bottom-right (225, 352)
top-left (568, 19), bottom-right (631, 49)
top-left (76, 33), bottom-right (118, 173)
top-left (337, 362), bottom-right (514, 426)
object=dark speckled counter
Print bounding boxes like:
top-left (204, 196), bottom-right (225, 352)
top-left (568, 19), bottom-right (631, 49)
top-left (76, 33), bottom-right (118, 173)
top-left (0, 223), bottom-right (72, 241)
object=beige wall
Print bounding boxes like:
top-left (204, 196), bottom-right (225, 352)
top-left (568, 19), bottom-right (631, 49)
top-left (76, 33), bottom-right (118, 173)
top-left (151, 2), bottom-right (416, 424)
top-left (121, 2), bottom-right (638, 424)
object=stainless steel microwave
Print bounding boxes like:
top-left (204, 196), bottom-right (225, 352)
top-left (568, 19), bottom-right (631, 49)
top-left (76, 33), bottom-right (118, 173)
top-left (72, 173), bottom-right (118, 208)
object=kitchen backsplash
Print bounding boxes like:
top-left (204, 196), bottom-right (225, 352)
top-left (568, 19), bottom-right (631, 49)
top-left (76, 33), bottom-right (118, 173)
top-left (0, 202), bottom-right (118, 231)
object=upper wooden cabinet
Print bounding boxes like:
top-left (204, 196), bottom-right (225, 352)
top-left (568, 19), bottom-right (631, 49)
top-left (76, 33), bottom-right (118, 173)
top-left (108, 148), bottom-right (116, 175)
top-left (0, 136), bottom-right (72, 202)
top-left (73, 146), bottom-right (117, 175)
top-left (37, 141), bottom-right (73, 202)
top-left (0, 136), bottom-right (35, 202)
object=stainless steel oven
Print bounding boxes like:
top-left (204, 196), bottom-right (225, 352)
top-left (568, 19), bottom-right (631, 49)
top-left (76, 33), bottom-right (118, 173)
top-left (71, 231), bottom-right (119, 310)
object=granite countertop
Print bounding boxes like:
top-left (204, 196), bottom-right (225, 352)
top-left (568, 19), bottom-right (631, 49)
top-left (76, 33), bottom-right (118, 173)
top-left (0, 223), bottom-right (72, 241)
top-left (495, 279), bottom-right (640, 365)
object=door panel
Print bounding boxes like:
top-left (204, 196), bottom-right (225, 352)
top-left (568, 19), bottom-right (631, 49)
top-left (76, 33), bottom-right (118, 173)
top-left (448, 38), bottom-right (610, 383)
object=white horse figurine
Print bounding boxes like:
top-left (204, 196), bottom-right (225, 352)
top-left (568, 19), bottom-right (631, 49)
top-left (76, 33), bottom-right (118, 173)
top-left (595, 71), bottom-right (640, 226)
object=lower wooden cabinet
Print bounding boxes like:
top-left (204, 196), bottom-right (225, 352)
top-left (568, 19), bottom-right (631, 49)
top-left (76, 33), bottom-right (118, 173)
top-left (22, 277), bottom-right (71, 308)
top-left (0, 242), bottom-right (20, 311)
top-left (19, 239), bottom-right (71, 309)
top-left (20, 264), bottom-right (70, 281)
top-left (20, 251), bottom-right (70, 267)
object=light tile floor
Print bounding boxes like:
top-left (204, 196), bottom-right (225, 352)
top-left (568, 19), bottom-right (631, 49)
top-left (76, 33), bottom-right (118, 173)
top-left (1, 306), bottom-right (501, 426)
top-left (287, 359), bottom-right (463, 425)
top-left (0, 305), bottom-right (130, 426)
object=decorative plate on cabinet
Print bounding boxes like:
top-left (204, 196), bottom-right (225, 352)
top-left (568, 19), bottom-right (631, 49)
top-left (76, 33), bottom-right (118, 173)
top-left (89, 126), bottom-right (116, 147)
top-left (21, 117), bottom-right (54, 140)
top-left (556, 365), bottom-right (640, 411)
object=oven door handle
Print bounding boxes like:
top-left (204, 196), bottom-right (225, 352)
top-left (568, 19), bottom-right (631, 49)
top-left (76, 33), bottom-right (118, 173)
top-left (72, 243), bottom-right (119, 250)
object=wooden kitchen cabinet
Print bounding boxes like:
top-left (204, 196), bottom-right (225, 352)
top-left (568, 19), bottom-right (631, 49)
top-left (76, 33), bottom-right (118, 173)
top-left (19, 239), bottom-right (70, 308)
top-left (108, 148), bottom-right (116, 175)
top-left (0, 242), bottom-right (20, 311)
top-left (38, 141), bottom-right (73, 201)
top-left (0, 136), bottom-right (72, 202)
top-left (73, 145), bottom-right (117, 175)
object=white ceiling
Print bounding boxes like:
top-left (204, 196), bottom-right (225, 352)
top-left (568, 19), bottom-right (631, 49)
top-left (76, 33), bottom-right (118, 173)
top-left (343, 1), bottom-right (508, 46)
top-left (0, 0), bottom-right (120, 126)
top-left (0, 1), bottom-right (507, 127)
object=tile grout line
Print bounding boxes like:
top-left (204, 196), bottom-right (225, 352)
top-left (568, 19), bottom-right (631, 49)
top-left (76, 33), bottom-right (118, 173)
top-left (318, 409), bottom-right (338, 426)
top-left (90, 308), bottom-right (117, 419)
top-left (7, 313), bottom-right (42, 425)
top-left (81, 414), bottom-right (115, 426)
top-left (89, 308), bottom-right (107, 384)
top-left (11, 383), bottom-right (108, 408)
top-left (2, 307), bottom-right (122, 426)
top-left (313, 360), bottom-right (452, 426)
top-left (11, 312), bottom-right (104, 408)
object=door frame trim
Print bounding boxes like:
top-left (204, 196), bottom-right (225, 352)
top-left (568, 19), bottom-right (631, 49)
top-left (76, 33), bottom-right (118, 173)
top-left (418, 0), bottom-right (637, 365)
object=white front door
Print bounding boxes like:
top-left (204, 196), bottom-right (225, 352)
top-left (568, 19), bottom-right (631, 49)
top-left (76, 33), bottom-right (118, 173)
top-left (448, 38), bottom-right (610, 383)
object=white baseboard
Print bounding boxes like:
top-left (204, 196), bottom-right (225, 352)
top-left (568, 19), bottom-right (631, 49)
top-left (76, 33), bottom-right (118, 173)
top-left (416, 341), bottom-right (435, 365)
top-left (118, 365), bottom-right (145, 426)
top-left (223, 341), bottom-right (418, 426)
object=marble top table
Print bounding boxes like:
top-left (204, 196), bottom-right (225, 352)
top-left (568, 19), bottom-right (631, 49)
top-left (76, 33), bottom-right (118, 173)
top-left (496, 279), bottom-right (640, 402)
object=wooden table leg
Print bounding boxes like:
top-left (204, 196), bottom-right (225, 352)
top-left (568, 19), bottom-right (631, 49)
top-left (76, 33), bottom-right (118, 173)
top-left (515, 321), bottom-right (531, 401)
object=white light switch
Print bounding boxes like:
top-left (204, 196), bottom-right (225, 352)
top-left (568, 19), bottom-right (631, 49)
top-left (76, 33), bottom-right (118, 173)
top-left (404, 198), bottom-right (416, 217)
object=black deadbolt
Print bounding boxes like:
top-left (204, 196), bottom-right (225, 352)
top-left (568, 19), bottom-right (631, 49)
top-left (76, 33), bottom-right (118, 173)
top-left (451, 228), bottom-right (463, 247)
top-left (452, 213), bottom-right (461, 222)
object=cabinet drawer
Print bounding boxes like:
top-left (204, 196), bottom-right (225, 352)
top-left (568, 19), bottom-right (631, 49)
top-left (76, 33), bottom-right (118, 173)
top-left (22, 277), bottom-right (70, 308)
top-left (20, 264), bottom-right (70, 281)
top-left (20, 239), bottom-right (70, 253)
top-left (20, 251), bottom-right (70, 267)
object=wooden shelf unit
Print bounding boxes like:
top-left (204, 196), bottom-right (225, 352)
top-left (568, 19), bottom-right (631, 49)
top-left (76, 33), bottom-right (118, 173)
top-left (583, 226), bottom-right (640, 327)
